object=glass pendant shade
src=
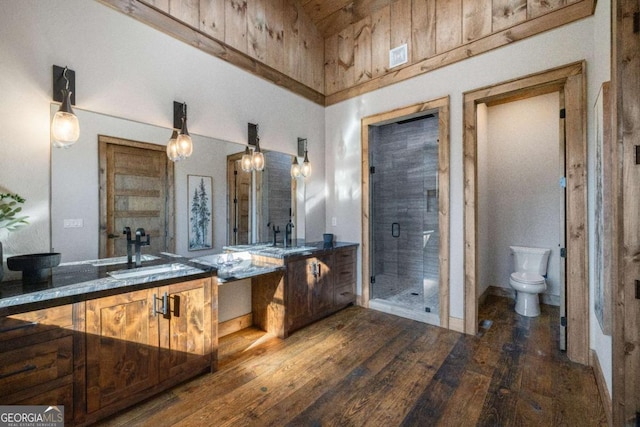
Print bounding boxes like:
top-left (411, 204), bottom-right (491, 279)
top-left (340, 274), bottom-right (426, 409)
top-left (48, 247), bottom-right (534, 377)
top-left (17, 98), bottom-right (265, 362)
top-left (166, 129), bottom-right (181, 162)
top-left (291, 157), bottom-right (301, 178)
top-left (252, 151), bottom-right (265, 171)
top-left (301, 151), bottom-right (311, 177)
top-left (176, 117), bottom-right (193, 158)
top-left (241, 146), bottom-right (253, 172)
top-left (51, 90), bottom-right (79, 147)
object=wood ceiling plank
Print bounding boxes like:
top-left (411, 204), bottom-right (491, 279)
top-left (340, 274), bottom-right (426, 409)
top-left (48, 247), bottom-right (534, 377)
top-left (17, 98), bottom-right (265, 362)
top-left (412, 0), bottom-right (436, 62)
top-left (354, 16), bottom-right (372, 85)
top-left (492, 0), bottom-right (527, 32)
top-left (200, 0), bottom-right (225, 41)
top-left (225, 0), bottom-right (248, 53)
top-left (435, 0), bottom-right (462, 54)
top-left (371, 4), bottom-right (390, 79)
top-left (462, 0), bottom-right (491, 43)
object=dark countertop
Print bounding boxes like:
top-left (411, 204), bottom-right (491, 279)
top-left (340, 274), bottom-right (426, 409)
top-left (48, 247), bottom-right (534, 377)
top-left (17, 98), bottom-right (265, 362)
top-left (0, 243), bottom-right (359, 318)
top-left (223, 241), bottom-right (358, 260)
top-left (0, 253), bottom-right (215, 317)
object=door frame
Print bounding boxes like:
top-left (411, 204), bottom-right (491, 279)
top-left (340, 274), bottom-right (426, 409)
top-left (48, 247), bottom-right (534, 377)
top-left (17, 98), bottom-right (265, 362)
top-left (361, 96), bottom-right (451, 329)
top-left (98, 135), bottom-right (175, 258)
top-left (463, 62), bottom-right (588, 364)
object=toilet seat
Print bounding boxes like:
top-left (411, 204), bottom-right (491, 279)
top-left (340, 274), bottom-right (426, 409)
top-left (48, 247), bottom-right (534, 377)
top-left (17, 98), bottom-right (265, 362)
top-left (510, 272), bottom-right (545, 285)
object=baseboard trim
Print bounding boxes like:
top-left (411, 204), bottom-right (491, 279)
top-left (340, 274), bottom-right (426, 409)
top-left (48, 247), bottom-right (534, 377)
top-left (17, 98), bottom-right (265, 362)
top-left (590, 349), bottom-right (612, 426)
top-left (219, 313), bottom-right (253, 338)
top-left (449, 317), bottom-right (464, 333)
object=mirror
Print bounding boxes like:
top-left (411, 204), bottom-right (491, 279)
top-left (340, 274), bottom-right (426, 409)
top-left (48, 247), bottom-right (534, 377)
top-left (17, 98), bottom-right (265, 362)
top-left (51, 106), bottom-right (304, 262)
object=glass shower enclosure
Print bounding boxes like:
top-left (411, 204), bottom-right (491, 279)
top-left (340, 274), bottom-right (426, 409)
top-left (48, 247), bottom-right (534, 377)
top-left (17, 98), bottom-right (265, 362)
top-left (368, 114), bottom-right (440, 324)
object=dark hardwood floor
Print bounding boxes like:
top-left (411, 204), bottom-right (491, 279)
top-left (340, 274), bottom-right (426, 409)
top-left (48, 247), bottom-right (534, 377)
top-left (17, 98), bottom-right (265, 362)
top-left (97, 295), bottom-right (607, 426)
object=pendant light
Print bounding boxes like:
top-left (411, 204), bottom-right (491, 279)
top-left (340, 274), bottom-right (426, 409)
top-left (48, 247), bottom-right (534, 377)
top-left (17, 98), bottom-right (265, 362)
top-left (176, 103), bottom-right (193, 158)
top-left (242, 123), bottom-right (266, 172)
top-left (298, 138), bottom-right (311, 178)
top-left (167, 101), bottom-right (193, 162)
top-left (166, 129), bottom-right (181, 162)
top-left (241, 146), bottom-right (253, 172)
top-left (51, 65), bottom-right (80, 148)
top-left (291, 156), bottom-right (301, 178)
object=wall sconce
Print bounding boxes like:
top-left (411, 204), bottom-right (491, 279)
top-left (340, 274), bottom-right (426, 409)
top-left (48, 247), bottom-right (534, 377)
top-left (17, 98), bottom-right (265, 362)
top-left (51, 65), bottom-right (80, 148)
top-left (242, 123), bottom-right (265, 172)
top-left (294, 138), bottom-right (311, 178)
top-left (167, 101), bottom-right (193, 161)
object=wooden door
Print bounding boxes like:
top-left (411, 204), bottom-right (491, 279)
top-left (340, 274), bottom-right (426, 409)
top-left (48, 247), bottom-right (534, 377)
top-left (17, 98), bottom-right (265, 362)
top-left (99, 136), bottom-right (175, 258)
top-left (286, 257), bottom-right (314, 330)
top-left (85, 288), bottom-right (159, 414)
top-left (158, 278), bottom-right (212, 382)
top-left (227, 153), bottom-right (252, 245)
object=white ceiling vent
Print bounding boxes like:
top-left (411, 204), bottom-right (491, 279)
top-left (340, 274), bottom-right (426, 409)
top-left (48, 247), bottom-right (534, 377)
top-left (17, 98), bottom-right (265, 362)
top-left (389, 44), bottom-right (408, 68)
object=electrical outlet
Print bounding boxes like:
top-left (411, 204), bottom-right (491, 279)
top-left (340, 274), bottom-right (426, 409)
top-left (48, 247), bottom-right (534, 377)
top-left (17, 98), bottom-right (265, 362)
top-left (331, 217), bottom-right (337, 227)
top-left (63, 218), bottom-right (83, 228)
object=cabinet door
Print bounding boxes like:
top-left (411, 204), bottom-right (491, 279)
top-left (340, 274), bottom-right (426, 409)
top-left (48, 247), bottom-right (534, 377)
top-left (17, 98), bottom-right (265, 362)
top-left (312, 254), bottom-right (334, 316)
top-left (286, 257), bottom-right (313, 330)
top-left (85, 288), bottom-right (159, 414)
top-left (158, 278), bottom-right (212, 382)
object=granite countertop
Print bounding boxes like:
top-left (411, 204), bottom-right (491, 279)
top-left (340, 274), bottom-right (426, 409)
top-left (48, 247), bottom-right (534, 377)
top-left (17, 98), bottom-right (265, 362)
top-left (223, 241), bottom-right (358, 259)
top-left (0, 252), bottom-right (214, 317)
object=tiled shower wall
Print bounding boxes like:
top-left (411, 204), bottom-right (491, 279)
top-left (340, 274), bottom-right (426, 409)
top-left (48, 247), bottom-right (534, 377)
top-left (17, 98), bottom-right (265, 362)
top-left (370, 115), bottom-right (440, 297)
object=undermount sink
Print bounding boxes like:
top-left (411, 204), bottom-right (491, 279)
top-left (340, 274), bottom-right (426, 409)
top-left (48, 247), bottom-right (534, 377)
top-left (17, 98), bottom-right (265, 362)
top-left (91, 254), bottom-right (159, 267)
top-left (108, 263), bottom-right (198, 280)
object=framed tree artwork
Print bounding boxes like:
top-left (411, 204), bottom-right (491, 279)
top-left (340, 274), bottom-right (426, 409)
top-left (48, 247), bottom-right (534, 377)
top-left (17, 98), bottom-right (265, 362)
top-left (188, 175), bottom-right (213, 251)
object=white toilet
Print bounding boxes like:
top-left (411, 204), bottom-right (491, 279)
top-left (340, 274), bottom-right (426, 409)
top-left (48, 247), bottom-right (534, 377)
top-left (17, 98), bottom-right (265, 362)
top-left (509, 246), bottom-right (551, 317)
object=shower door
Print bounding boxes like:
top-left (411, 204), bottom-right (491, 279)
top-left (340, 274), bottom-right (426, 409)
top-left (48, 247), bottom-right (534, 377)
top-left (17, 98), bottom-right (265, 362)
top-left (369, 115), bottom-right (440, 321)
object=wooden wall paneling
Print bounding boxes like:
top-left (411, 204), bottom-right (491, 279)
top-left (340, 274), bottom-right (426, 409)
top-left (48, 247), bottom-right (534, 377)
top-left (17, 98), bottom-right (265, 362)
top-left (435, 0), bottom-right (462, 54)
top-left (315, 4), bottom-right (356, 38)
top-left (325, 33), bottom-right (339, 94)
top-left (492, 0), bottom-right (527, 32)
top-left (613, 0), bottom-right (640, 424)
top-left (371, 5), bottom-right (391, 79)
top-left (299, 10), bottom-right (324, 91)
top-left (390, 0), bottom-right (412, 62)
top-left (462, 0), bottom-right (491, 43)
top-left (326, 0), bottom-right (594, 105)
top-left (284, 0), bottom-right (302, 82)
top-left (199, 0), bottom-right (226, 41)
top-left (145, 0), bottom-right (169, 13)
top-left (354, 16), bottom-right (373, 85)
top-left (169, 0), bottom-right (199, 28)
top-left (528, 0), bottom-right (579, 20)
top-left (265, 0), bottom-right (285, 71)
top-left (411, 0), bottom-right (436, 62)
top-left (248, 0), bottom-right (267, 61)
top-left (225, 0), bottom-right (248, 53)
top-left (337, 24), bottom-right (356, 91)
top-left (564, 71), bottom-right (589, 365)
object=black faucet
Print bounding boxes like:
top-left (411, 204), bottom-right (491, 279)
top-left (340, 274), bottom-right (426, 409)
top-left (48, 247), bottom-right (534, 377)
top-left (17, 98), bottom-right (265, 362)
top-left (272, 225), bottom-right (280, 246)
top-left (285, 220), bottom-right (294, 248)
top-left (123, 227), bottom-right (134, 264)
top-left (134, 227), bottom-right (151, 267)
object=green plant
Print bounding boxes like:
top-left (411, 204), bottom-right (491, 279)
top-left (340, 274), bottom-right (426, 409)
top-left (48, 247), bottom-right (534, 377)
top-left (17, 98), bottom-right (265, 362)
top-left (0, 193), bottom-right (29, 231)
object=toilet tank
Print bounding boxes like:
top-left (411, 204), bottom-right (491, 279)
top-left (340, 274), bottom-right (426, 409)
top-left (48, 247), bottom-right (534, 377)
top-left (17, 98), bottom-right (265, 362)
top-left (510, 246), bottom-right (551, 275)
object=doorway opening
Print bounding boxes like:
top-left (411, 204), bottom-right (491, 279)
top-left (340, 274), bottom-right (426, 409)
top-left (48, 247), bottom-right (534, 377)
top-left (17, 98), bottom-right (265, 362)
top-left (463, 62), bottom-right (588, 364)
top-left (361, 97), bottom-right (450, 328)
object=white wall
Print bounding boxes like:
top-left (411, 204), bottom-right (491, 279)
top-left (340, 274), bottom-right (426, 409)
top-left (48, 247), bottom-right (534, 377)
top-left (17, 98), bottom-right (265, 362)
top-left (478, 92), bottom-right (561, 303)
top-left (325, 2), bottom-right (611, 396)
top-left (0, 0), bottom-right (325, 263)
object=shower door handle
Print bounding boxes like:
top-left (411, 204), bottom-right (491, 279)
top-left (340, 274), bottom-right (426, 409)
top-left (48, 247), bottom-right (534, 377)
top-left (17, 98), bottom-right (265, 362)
top-left (392, 222), bottom-right (400, 238)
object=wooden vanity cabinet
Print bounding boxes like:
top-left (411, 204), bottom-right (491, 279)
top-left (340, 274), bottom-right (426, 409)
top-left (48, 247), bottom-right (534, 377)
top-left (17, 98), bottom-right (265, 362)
top-left (84, 277), bottom-right (212, 422)
top-left (0, 304), bottom-right (78, 424)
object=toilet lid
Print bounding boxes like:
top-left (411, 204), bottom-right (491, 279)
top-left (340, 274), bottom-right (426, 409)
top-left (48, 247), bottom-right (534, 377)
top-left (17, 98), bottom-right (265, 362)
top-left (510, 272), bottom-right (545, 285)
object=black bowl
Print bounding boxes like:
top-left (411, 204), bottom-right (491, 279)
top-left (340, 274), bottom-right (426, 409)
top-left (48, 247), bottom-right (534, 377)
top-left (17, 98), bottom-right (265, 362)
top-left (7, 253), bottom-right (62, 283)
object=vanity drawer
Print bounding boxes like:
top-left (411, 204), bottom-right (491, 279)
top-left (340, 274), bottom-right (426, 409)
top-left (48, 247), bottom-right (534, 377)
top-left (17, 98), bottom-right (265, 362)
top-left (12, 382), bottom-right (74, 424)
top-left (334, 283), bottom-right (356, 307)
top-left (334, 260), bottom-right (355, 286)
top-left (0, 335), bottom-right (74, 397)
top-left (334, 247), bottom-right (356, 267)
